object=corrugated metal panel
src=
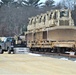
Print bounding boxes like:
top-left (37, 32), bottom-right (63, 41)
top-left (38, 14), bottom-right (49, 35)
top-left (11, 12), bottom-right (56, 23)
top-left (59, 20), bottom-right (69, 26)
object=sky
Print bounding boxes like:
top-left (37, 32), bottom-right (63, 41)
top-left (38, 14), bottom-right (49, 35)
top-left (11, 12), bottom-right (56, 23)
top-left (40, 0), bottom-right (61, 3)
top-left (0, 0), bottom-right (2, 2)
top-left (0, 0), bottom-right (61, 3)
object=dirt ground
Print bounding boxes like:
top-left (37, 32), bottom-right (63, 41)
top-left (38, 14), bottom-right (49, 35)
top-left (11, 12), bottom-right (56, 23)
top-left (0, 53), bottom-right (76, 75)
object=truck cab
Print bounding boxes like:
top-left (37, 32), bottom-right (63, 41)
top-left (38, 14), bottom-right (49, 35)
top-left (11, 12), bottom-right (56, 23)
top-left (0, 37), bottom-right (14, 54)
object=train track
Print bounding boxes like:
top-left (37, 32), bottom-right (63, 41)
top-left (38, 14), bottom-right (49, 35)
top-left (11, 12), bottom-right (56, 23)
top-left (30, 51), bottom-right (76, 58)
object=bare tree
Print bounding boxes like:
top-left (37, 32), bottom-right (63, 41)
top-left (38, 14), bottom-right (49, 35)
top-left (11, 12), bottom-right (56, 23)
top-left (0, 3), bottom-right (43, 36)
top-left (60, 0), bottom-right (76, 9)
top-left (0, 0), bottom-right (55, 36)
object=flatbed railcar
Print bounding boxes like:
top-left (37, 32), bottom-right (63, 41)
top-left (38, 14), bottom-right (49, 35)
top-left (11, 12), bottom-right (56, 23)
top-left (25, 9), bottom-right (76, 55)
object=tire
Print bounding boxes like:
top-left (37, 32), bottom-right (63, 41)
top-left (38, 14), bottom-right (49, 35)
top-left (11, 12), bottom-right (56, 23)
top-left (8, 49), bottom-right (11, 54)
top-left (13, 50), bottom-right (16, 54)
top-left (0, 49), bottom-right (3, 54)
top-left (75, 52), bottom-right (76, 55)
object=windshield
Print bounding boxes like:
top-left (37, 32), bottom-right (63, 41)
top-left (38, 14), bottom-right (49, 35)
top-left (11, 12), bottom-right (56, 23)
top-left (6, 38), bottom-right (13, 42)
top-left (60, 11), bottom-right (69, 18)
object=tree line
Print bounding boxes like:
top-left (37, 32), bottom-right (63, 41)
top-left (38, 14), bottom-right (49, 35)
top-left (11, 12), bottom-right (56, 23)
top-left (0, 0), bottom-right (76, 36)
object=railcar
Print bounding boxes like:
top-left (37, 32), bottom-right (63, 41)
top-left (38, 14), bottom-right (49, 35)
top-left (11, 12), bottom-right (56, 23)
top-left (25, 9), bottom-right (76, 55)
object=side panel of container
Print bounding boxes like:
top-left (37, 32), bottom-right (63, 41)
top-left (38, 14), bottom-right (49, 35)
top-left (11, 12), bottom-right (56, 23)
top-left (47, 29), bottom-right (76, 41)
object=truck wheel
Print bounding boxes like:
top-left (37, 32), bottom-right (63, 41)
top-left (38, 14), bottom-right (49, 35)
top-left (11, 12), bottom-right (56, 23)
top-left (0, 49), bottom-right (3, 54)
top-left (75, 51), bottom-right (76, 55)
top-left (8, 50), bottom-right (11, 54)
top-left (13, 50), bottom-right (15, 54)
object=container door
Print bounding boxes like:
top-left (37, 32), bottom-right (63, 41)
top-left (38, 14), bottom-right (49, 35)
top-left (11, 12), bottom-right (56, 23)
top-left (43, 31), bottom-right (47, 39)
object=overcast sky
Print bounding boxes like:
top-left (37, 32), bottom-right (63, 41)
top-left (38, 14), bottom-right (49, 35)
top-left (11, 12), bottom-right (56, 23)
top-left (40, 0), bottom-right (61, 3)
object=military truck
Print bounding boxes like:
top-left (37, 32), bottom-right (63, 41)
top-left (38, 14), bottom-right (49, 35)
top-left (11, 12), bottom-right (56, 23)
top-left (12, 35), bottom-right (28, 54)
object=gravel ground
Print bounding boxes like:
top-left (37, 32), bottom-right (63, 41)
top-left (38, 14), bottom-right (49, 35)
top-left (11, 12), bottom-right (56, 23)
top-left (0, 52), bottom-right (76, 75)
